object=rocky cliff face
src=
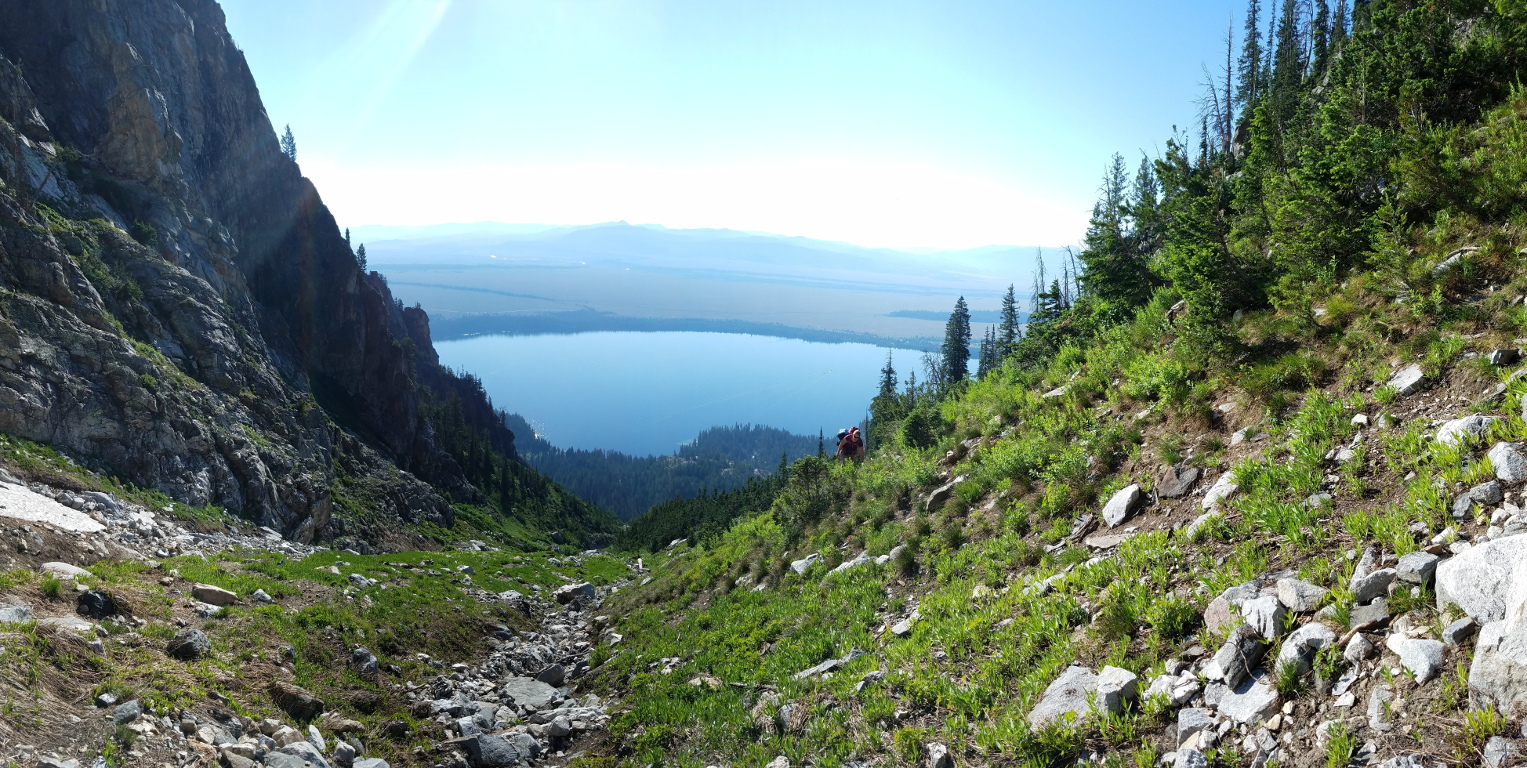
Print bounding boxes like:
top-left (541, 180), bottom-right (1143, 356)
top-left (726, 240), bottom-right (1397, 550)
top-left (0, 0), bottom-right (526, 546)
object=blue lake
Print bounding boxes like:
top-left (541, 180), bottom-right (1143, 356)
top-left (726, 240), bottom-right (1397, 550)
top-left (434, 332), bottom-right (920, 456)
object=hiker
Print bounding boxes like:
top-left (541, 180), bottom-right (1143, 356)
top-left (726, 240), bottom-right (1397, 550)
top-left (835, 426), bottom-right (864, 462)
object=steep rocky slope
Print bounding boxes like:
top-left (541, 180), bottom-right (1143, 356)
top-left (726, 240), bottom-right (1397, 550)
top-left (0, 0), bottom-right (609, 547)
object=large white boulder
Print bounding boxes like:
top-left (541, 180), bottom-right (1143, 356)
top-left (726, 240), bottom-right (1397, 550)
top-left (1436, 414), bottom-right (1496, 448)
top-left (1468, 556), bottom-right (1527, 714)
top-left (1437, 536), bottom-right (1527, 623)
top-left (1387, 364), bottom-right (1426, 395)
top-left (1101, 485), bottom-right (1142, 528)
top-left (1027, 666), bottom-right (1097, 728)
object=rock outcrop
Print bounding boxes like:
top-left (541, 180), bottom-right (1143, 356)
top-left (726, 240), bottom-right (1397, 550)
top-left (0, 1), bottom-right (606, 546)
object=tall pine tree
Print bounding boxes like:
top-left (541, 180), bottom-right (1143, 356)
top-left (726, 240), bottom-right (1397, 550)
top-left (1237, 0), bottom-right (1264, 112)
top-left (998, 283), bottom-right (1021, 357)
top-left (878, 351), bottom-right (897, 396)
top-left (280, 125), bottom-right (297, 162)
top-left (941, 297), bottom-right (972, 384)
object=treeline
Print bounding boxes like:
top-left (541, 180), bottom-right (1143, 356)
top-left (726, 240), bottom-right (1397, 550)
top-left (869, 0), bottom-right (1527, 448)
top-left (415, 358), bottom-right (621, 545)
top-left (614, 470), bottom-right (790, 553)
top-left (502, 418), bottom-right (817, 520)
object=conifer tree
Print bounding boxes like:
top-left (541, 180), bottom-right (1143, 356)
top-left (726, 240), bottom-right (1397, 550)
top-left (280, 125), bottom-right (297, 162)
top-left (1237, 0), bottom-right (1264, 112)
top-left (356, 243), bottom-right (367, 272)
top-left (344, 228), bottom-right (351, 251)
top-left (817, 429), bottom-right (825, 458)
top-left (941, 297), bottom-right (972, 384)
top-left (1310, 0), bottom-right (1332, 82)
top-left (1330, 0), bottom-right (1348, 52)
top-left (878, 351), bottom-right (897, 396)
top-left (998, 284), bottom-right (1020, 357)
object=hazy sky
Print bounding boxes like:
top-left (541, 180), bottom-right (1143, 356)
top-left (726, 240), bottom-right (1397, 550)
top-left (222, 0), bottom-right (1238, 250)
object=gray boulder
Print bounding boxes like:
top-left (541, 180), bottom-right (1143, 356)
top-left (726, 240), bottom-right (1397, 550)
top-left (1275, 622), bottom-right (1337, 676)
top-left (1101, 484), bottom-right (1142, 528)
top-left (1396, 552), bottom-right (1440, 585)
top-left (552, 582), bottom-right (595, 604)
top-left (1468, 557), bottom-right (1527, 714)
top-left (192, 584), bottom-right (238, 606)
top-left (1491, 442), bottom-right (1527, 484)
top-left (0, 603), bottom-right (33, 624)
top-left (500, 677), bottom-right (557, 710)
top-left (1437, 536), bottom-right (1527, 623)
top-left (352, 759), bottom-right (391, 768)
top-left (1276, 578), bottom-right (1327, 613)
top-left (276, 742), bottom-right (331, 768)
top-left (112, 700), bottom-right (142, 724)
top-left (166, 629), bottom-right (211, 660)
top-left (1157, 466), bottom-right (1200, 498)
top-left (535, 664), bottom-right (565, 687)
top-left (925, 478), bottom-right (963, 511)
top-left (1241, 595), bottom-right (1287, 639)
top-left (1216, 671), bottom-right (1280, 724)
top-left (788, 554), bottom-right (820, 575)
top-left (1437, 415), bottom-right (1496, 447)
top-left (462, 734), bottom-right (523, 768)
top-left (1207, 624), bottom-right (1266, 689)
top-left (1026, 666), bottom-right (1097, 728)
top-left (1472, 481), bottom-right (1506, 505)
top-left (1385, 636), bottom-right (1445, 683)
top-left (1387, 364), bottom-right (1426, 396)
top-left (1352, 568), bottom-right (1396, 604)
top-left (1094, 666), bottom-right (1138, 715)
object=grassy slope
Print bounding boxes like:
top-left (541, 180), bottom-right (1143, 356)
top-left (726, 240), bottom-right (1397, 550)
top-left (584, 87), bottom-right (1527, 764)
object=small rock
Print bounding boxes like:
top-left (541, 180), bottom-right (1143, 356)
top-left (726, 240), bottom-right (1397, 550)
top-left (1157, 466), bottom-right (1201, 498)
top-left (1385, 636), bottom-right (1445, 682)
top-left (925, 743), bottom-right (952, 768)
top-left (1344, 633), bottom-right (1375, 664)
top-left (1396, 552), bottom-right (1440, 585)
top-left (1276, 578), bottom-right (1327, 613)
top-left (1443, 616), bottom-right (1478, 646)
top-left (251, 589), bottom-right (273, 604)
top-left (1177, 708), bottom-right (1215, 748)
top-left (1472, 481), bottom-right (1506, 505)
top-left (1095, 666), bottom-right (1139, 715)
top-left (112, 700), bottom-right (141, 725)
top-left (1175, 750), bottom-right (1208, 768)
top-left (306, 724), bottom-right (326, 752)
top-left (191, 584), bottom-right (238, 606)
top-left (1368, 685), bottom-right (1394, 731)
top-left (1352, 568), bottom-right (1396, 604)
top-left (166, 629), bottom-right (211, 660)
top-left (1350, 599), bottom-right (1391, 629)
top-left (1484, 736), bottom-right (1518, 768)
top-left (76, 590), bottom-right (117, 619)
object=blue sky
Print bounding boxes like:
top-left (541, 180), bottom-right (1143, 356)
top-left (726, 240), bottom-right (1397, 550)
top-left (222, 0), bottom-right (1240, 250)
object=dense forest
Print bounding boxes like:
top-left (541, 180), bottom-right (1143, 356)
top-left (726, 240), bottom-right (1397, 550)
top-left (501, 417), bottom-right (817, 520)
top-left (870, 0), bottom-right (1527, 436)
